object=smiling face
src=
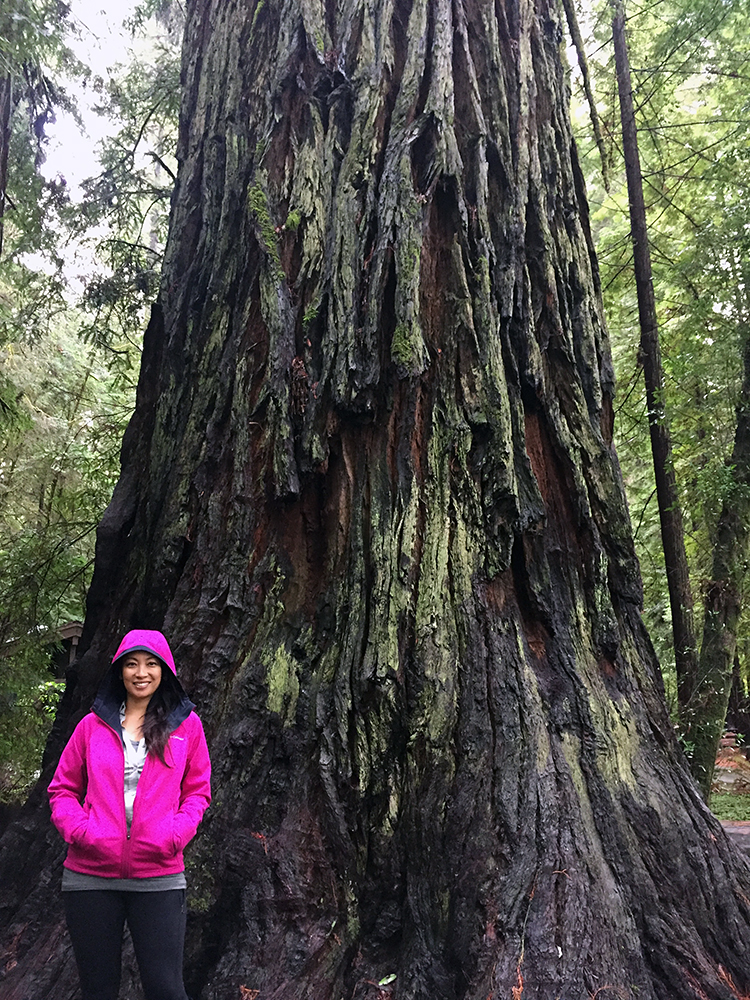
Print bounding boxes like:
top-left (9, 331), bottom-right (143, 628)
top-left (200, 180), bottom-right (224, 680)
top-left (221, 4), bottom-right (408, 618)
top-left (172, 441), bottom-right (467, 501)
top-left (121, 651), bottom-right (163, 707)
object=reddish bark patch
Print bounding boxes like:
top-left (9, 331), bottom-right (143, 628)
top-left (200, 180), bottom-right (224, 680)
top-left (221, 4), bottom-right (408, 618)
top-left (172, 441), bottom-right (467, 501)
top-left (410, 382), bottom-right (430, 489)
top-left (523, 411), bottom-right (551, 507)
top-left (600, 393), bottom-right (614, 446)
top-left (386, 386), bottom-right (402, 487)
top-left (523, 409), bottom-right (584, 575)
top-left (524, 624), bottom-right (547, 661)
top-left (483, 567), bottom-right (514, 614)
top-left (244, 278), bottom-right (270, 411)
top-left (718, 967), bottom-right (750, 1000)
top-left (483, 569), bottom-right (548, 660)
top-left (599, 656), bottom-right (617, 679)
top-left (280, 224), bottom-right (303, 289)
top-left (273, 484), bottom-right (331, 616)
top-left (319, 429), bottom-right (356, 581)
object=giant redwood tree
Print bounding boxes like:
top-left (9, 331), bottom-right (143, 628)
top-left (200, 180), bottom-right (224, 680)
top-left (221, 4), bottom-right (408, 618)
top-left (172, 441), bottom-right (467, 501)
top-left (2, 0), bottom-right (750, 998)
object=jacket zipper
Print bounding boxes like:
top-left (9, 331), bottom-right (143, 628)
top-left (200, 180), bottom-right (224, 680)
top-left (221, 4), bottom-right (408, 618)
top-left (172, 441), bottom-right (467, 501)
top-left (102, 716), bottom-right (131, 877)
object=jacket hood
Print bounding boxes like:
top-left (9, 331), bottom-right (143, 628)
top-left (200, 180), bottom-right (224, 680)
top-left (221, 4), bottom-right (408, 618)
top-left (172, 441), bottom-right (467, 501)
top-left (112, 629), bottom-right (176, 674)
top-left (93, 629), bottom-right (194, 735)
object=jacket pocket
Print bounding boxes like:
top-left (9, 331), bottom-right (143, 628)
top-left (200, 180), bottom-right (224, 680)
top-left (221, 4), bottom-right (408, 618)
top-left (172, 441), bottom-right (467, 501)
top-left (77, 811), bottom-right (121, 867)
top-left (132, 813), bottom-right (179, 867)
top-left (69, 807), bottom-right (90, 846)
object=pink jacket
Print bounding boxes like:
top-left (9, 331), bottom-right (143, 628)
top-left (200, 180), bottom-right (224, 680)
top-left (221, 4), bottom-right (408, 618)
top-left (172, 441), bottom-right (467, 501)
top-left (48, 630), bottom-right (211, 879)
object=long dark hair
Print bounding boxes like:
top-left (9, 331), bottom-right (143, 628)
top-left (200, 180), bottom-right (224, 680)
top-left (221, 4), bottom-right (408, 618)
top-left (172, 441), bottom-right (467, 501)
top-left (141, 672), bottom-right (183, 764)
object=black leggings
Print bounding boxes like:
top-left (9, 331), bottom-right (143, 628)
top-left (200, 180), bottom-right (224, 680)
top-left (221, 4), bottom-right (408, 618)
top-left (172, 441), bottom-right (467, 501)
top-left (63, 889), bottom-right (189, 1000)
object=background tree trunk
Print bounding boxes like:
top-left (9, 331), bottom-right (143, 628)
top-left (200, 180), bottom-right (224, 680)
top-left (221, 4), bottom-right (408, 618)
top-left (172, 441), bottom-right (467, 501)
top-left (2, 1), bottom-right (750, 998)
top-left (611, 0), bottom-right (700, 737)
top-left (0, 72), bottom-right (11, 259)
top-left (692, 319), bottom-right (750, 797)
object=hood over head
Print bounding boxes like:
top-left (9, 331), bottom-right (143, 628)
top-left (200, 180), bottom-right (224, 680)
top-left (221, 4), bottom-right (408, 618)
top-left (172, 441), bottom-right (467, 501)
top-left (112, 629), bottom-right (177, 674)
top-left (93, 629), bottom-right (194, 734)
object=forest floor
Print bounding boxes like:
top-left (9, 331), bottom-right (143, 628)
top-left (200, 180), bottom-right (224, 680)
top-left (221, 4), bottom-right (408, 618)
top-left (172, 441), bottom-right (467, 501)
top-left (721, 820), bottom-right (750, 859)
top-left (712, 738), bottom-right (750, 858)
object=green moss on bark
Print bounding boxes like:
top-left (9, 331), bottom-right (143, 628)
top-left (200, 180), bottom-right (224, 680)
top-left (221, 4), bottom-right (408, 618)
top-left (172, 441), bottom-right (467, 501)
top-left (263, 643), bottom-right (300, 725)
top-left (248, 180), bottom-right (282, 277)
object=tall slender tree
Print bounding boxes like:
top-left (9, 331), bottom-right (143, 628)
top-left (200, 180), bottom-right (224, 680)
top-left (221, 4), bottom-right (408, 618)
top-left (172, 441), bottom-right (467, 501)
top-left (610, 0), bottom-right (699, 762)
top-left (579, 0), bottom-right (750, 787)
top-left (691, 298), bottom-right (750, 796)
top-left (0, 73), bottom-right (10, 260)
top-left (2, 1), bottom-right (750, 998)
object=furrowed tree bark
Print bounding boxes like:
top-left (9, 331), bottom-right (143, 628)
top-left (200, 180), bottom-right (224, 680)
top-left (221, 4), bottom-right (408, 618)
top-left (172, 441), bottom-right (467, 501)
top-left (2, 1), bottom-right (750, 999)
top-left (611, 0), bottom-right (701, 744)
top-left (692, 315), bottom-right (750, 798)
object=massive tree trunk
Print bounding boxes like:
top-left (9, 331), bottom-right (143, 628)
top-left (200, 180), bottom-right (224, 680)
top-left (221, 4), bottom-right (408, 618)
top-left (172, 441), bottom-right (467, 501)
top-left (2, 1), bottom-right (750, 998)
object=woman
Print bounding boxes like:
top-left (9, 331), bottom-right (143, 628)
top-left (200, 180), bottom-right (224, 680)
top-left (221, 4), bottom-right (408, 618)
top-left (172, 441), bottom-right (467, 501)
top-left (49, 629), bottom-right (211, 1000)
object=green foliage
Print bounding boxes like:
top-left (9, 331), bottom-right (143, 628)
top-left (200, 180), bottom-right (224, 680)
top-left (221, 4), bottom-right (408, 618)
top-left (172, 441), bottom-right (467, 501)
top-left (2, 1), bottom-right (182, 356)
top-left (0, 323), bottom-right (134, 636)
top-left (709, 792), bottom-right (750, 822)
top-left (71, 12), bottom-right (181, 348)
top-left (0, 1), bottom-right (73, 74)
top-left (1, 3), bottom-right (182, 409)
top-left (0, 655), bottom-right (63, 803)
top-left (0, 2), bottom-right (78, 353)
top-left (0, 4), bottom-right (183, 799)
top-left (125, 0), bottom-right (183, 34)
top-left (574, 0), bottom-right (750, 709)
top-left (0, 322), bottom-right (135, 801)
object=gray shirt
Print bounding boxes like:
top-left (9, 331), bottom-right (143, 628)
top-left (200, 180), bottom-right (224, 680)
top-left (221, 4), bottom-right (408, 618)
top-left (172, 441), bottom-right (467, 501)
top-left (120, 702), bottom-right (147, 832)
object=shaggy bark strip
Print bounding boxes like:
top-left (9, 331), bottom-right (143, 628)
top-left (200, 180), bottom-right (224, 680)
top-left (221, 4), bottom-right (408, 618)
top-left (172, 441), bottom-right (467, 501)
top-left (1, 1), bottom-right (750, 999)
